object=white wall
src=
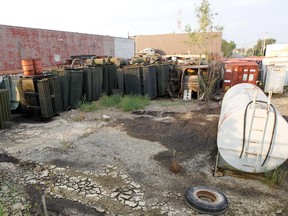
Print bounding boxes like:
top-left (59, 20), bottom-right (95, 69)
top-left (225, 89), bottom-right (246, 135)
top-left (114, 37), bottom-right (134, 59)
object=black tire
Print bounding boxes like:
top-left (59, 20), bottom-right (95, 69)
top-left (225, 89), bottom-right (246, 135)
top-left (184, 186), bottom-right (228, 215)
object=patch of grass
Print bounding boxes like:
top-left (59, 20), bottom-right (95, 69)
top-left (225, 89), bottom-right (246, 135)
top-left (118, 95), bottom-right (150, 112)
top-left (263, 168), bottom-right (287, 187)
top-left (77, 101), bottom-right (98, 112)
top-left (76, 94), bottom-right (150, 112)
top-left (98, 94), bottom-right (122, 107)
top-left (0, 203), bottom-right (3, 216)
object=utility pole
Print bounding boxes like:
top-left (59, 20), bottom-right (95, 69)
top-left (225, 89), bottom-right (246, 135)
top-left (176, 10), bottom-right (182, 32)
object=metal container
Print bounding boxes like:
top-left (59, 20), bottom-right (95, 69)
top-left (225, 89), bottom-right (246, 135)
top-left (217, 83), bottom-right (288, 173)
top-left (263, 65), bottom-right (286, 94)
top-left (102, 64), bottom-right (117, 95)
top-left (0, 89), bottom-right (11, 128)
top-left (10, 77), bottom-right (21, 110)
top-left (124, 66), bottom-right (142, 95)
top-left (224, 62), bottom-right (259, 92)
top-left (68, 69), bottom-right (83, 108)
top-left (21, 59), bottom-right (35, 76)
top-left (91, 67), bottom-right (103, 100)
top-left (156, 64), bottom-right (170, 96)
top-left (83, 67), bottom-right (103, 101)
top-left (117, 69), bottom-right (125, 95)
top-left (51, 69), bottom-right (70, 110)
top-left (37, 79), bottom-right (54, 118)
top-left (261, 56), bottom-right (288, 86)
top-left (48, 77), bottom-right (63, 114)
top-left (33, 58), bottom-right (43, 75)
top-left (142, 65), bottom-right (157, 99)
top-left (83, 67), bottom-right (93, 101)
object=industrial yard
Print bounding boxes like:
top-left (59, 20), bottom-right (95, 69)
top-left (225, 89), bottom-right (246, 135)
top-left (0, 95), bottom-right (288, 215)
top-left (0, 2), bottom-right (288, 214)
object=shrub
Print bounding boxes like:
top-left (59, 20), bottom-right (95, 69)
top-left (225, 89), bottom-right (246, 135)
top-left (98, 94), bottom-right (122, 107)
top-left (118, 95), bottom-right (150, 112)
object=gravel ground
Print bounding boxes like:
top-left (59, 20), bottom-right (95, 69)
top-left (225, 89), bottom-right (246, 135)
top-left (0, 98), bottom-right (288, 215)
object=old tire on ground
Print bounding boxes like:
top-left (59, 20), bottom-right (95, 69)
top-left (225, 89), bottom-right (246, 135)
top-left (184, 186), bottom-right (228, 215)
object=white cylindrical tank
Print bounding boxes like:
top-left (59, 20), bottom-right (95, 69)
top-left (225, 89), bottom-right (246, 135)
top-left (217, 83), bottom-right (288, 173)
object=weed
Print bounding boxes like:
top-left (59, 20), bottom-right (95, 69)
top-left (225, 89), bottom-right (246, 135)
top-left (263, 168), bottom-right (287, 187)
top-left (76, 94), bottom-right (150, 112)
top-left (58, 132), bottom-right (75, 150)
top-left (0, 203), bottom-right (3, 216)
top-left (0, 181), bottom-right (31, 215)
top-left (118, 95), bottom-right (150, 112)
top-left (98, 94), bottom-right (121, 107)
top-left (77, 101), bottom-right (98, 112)
top-left (60, 139), bottom-right (74, 150)
top-left (71, 112), bottom-right (85, 121)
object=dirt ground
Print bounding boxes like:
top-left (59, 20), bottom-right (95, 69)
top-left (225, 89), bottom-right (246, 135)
top-left (0, 97), bottom-right (288, 215)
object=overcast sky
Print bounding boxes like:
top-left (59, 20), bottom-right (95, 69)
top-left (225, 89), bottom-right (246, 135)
top-left (0, 0), bottom-right (287, 48)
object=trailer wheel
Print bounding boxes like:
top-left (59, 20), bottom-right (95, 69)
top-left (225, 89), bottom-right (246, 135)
top-left (184, 186), bottom-right (228, 215)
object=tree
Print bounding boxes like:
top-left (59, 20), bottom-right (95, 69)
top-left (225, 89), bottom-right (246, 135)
top-left (254, 38), bottom-right (276, 56)
top-left (221, 40), bottom-right (236, 57)
top-left (185, 0), bottom-right (223, 57)
top-left (185, 0), bottom-right (223, 101)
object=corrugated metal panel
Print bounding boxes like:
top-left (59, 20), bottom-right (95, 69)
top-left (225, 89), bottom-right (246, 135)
top-left (156, 64), bottom-right (170, 96)
top-left (68, 69), bottom-right (83, 108)
top-left (0, 76), bottom-right (21, 111)
top-left (142, 65), bottom-right (157, 99)
top-left (0, 89), bottom-right (11, 128)
top-left (117, 69), bottom-right (125, 95)
top-left (83, 67), bottom-right (93, 101)
top-left (124, 66), bottom-right (142, 95)
top-left (133, 32), bottom-right (222, 55)
top-left (37, 79), bottom-right (54, 118)
top-left (91, 67), bottom-right (103, 100)
top-left (83, 67), bottom-right (103, 101)
top-left (51, 69), bottom-right (70, 110)
top-left (48, 77), bottom-right (63, 114)
top-left (102, 64), bottom-right (117, 95)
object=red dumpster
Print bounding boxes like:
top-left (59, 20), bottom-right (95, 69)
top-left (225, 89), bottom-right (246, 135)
top-left (223, 62), bottom-right (259, 92)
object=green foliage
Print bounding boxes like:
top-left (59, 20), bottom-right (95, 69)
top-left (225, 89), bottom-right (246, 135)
top-left (254, 38), bottom-right (276, 56)
top-left (117, 95), bottom-right (150, 112)
top-left (77, 101), bottom-right (98, 112)
top-left (77, 94), bottom-right (150, 112)
top-left (185, 0), bottom-right (223, 56)
top-left (222, 39), bottom-right (236, 57)
top-left (0, 204), bottom-right (3, 216)
top-left (77, 96), bottom-right (98, 112)
top-left (98, 94), bottom-right (122, 107)
top-left (263, 168), bottom-right (287, 187)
